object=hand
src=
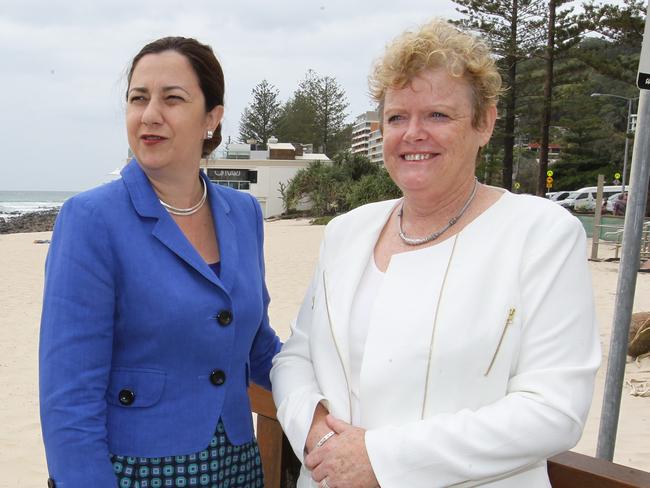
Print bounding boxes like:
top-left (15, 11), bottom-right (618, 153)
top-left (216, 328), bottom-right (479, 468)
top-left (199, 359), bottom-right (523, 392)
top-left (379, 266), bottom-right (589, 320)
top-left (305, 402), bottom-right (332, 454)
top-left (305, 415), bottom-right (379, 488)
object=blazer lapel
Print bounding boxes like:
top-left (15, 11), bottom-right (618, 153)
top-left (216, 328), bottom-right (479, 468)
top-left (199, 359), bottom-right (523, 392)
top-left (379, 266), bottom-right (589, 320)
top-left (323, 200), bottom-right (399, 377)
top-left (121, 161), bottom-right (225, 290)
top-left (205, 173), bottom-right (239, 294)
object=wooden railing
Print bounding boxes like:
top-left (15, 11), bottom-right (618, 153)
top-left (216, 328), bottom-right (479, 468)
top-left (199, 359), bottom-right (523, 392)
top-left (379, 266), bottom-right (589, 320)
top-left (249, 384), bottom-right (650, 488)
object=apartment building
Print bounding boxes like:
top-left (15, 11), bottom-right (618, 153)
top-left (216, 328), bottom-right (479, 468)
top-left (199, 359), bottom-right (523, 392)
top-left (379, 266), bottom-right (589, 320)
top-left (351, 111), bottom-right (383, 164)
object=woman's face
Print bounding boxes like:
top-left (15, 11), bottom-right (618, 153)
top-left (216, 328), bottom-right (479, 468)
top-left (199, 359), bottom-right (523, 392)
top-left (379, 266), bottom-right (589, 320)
top-left (382, 68), bottom-right (495, 200)
top-left (126, 50), bottom-right (223, 174)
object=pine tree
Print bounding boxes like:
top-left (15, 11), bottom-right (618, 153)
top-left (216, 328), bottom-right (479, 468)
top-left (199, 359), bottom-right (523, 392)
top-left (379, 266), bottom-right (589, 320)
top-left (536, 0), bottom-right (585, 195)
top-left (276, 70), bottom-right (349, 155)
top-left (310, 75), bottom-right (349, 155)
top-left (238, 80), bottom-right (281, 148)
top-left (453, 0), bottom-right (546, 191)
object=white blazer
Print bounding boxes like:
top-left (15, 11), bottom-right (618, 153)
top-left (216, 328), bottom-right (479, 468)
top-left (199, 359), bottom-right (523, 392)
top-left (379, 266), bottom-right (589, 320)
top-left (271, 192), bottom-right (600, 487)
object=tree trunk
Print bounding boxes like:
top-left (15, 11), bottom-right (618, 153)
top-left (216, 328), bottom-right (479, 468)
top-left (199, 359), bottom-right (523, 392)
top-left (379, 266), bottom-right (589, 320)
top-left (538, 0), bottom-right (556, 196)
top-left (502, 0), bottom-right (518, 191)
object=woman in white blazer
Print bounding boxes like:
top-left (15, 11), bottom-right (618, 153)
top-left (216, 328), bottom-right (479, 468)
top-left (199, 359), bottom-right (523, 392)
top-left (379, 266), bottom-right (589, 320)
top-left (270, 18), bottom-right (600, 488)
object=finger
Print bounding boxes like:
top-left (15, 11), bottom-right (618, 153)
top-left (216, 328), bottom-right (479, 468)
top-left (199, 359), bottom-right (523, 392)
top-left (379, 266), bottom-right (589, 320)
top-left (304, 446), bottom-right (324, 470)
top-left (326, 414), bottom-right (351, 434)
top-left (310, 461), bottom-right (328, 483)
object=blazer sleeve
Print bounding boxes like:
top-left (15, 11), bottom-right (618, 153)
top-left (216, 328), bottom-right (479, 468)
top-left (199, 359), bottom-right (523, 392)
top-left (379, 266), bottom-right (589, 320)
top-left (247, 194), bottom-right (282, 390)
top-left (270, 235), bottom-right (329, 462)
top-left (39, 197), bottom-right (117, 487)
top-left (364, 216), bottom-right (601, 487)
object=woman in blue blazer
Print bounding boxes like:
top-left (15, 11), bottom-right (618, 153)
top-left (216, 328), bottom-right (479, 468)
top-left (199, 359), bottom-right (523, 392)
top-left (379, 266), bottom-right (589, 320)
top-left (39, 37), bottom-right (281, 488)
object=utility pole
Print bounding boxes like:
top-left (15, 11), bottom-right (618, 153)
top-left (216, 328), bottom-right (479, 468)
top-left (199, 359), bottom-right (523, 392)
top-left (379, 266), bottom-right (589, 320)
top-left (597, 1), bottom-right (650, 460)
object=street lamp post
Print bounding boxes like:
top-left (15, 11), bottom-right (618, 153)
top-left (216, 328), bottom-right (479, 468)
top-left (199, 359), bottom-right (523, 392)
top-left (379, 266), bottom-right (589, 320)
top-left (591, 93), bottom-right (638, 193)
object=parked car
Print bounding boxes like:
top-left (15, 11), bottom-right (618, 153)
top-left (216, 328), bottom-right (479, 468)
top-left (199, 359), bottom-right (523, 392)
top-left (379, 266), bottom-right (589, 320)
top-left (549, 191), bottom-right (571, 202)
top-left (560, 186), bottom-right (623, 211)
top-left (605, 193), bottom-right (623, 213)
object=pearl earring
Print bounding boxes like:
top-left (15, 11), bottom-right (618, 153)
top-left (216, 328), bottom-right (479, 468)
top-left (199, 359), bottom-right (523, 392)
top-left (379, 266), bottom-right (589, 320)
top-left (206, 130), bottom-right (214, 140)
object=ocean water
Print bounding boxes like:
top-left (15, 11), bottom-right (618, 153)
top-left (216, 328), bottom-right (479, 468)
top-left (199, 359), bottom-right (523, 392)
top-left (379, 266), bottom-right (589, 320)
top-left (0, 191), bottom-right (77, 219)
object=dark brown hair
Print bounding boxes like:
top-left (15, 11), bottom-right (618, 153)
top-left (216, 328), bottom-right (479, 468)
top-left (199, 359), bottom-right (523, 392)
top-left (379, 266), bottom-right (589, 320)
top-left (127, 36), bottom-right (225, 157)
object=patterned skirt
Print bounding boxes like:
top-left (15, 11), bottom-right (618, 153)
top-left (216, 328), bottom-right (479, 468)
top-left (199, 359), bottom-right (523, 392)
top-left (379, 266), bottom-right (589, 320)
top-left (111, 420), bottom-right (264, 488)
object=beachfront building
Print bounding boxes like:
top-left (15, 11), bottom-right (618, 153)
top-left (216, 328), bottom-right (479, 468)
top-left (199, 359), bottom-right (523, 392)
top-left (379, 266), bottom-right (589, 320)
top-left (351, 111), bottom-right (380, 158)
top-left (367, 128), bottom-right (384, 164)
top-left (200, 138), bottom-right (329, 218)
top-left (351, 110), bottom-right (383, 164)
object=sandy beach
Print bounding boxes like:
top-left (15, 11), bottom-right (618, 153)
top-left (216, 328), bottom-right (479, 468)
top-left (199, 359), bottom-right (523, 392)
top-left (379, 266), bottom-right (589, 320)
top-left (1, 218), bottom-right (649, 487)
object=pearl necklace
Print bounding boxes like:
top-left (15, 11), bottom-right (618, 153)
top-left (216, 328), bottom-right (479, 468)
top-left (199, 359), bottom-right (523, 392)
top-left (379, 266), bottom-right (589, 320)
top-left (397, 178), bottom-right (478, 246)
top-left (159, 178), bottom-right (207, 216)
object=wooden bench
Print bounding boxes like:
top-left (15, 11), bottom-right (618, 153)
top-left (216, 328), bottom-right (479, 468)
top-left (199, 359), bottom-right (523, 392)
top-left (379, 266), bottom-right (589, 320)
top-left (249, 384), bottom-right (650, 488)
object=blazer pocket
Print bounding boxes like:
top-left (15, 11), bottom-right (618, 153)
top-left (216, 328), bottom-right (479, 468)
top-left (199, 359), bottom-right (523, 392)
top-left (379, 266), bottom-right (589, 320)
top-left (484, 308), bottom-right (516, 376)
top-left (106, 367), bottom-right (166, 408)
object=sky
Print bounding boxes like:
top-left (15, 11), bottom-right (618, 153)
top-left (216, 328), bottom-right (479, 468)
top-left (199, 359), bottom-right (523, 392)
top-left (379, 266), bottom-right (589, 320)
top-left (0, 0), bottom-right (460, 191)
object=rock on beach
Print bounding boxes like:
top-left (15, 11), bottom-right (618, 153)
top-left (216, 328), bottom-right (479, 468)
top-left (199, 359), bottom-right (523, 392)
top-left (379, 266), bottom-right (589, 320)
top-left (0, 209), bottom-right (59, 234)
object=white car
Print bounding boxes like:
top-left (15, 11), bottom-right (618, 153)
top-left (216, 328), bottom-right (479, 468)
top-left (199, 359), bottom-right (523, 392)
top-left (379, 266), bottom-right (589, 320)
top-left (560, 186), bottom-right (623, 211)
top-left (549, 191), bottom-right (571, 202)
top-left (606, 193), bottom-right (624, 213)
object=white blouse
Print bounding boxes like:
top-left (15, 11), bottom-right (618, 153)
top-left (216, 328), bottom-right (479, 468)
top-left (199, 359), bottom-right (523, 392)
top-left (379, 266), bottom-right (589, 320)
top-left (348, 257), bottom-right (384, 426)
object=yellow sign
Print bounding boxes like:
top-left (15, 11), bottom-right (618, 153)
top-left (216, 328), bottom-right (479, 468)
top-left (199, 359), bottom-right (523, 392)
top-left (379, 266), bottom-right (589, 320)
top-left (614, 172), bottom-right (621, 179)
top-left (547, 170), bottom-right (553, 177)
top-left (514, 182), bottom-right (521, 189)
top-left (546, 183), bottom-right (553, 189)
top-left (546, 176), bottom-right (553, 184)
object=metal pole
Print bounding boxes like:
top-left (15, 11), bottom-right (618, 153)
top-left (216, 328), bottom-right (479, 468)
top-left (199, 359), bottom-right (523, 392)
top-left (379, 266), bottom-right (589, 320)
top-left (622, 97), bottom-right (632, 193)
top-left (596, 89), bottom-right (650, 461)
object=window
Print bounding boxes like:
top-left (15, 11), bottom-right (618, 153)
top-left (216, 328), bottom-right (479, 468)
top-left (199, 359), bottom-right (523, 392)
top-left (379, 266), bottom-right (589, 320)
top-left (213, 181), bottom-right (251, 190)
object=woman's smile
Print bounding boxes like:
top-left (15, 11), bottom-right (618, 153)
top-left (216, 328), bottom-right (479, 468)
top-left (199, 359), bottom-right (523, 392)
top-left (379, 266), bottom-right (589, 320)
top-left (402, 152), bottom-right (438, 161)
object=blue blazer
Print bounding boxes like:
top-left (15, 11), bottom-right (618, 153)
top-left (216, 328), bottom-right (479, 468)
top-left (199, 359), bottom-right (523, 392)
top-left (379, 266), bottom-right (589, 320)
top-left (39, 160), bottom-right (281, 487)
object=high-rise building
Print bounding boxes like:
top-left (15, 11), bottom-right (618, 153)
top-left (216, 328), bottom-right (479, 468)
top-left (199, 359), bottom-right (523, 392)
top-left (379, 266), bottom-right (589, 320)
top-left (351, 111), bottom-right (380, 159)
top-left (367, 128), bottom-right (384, 164)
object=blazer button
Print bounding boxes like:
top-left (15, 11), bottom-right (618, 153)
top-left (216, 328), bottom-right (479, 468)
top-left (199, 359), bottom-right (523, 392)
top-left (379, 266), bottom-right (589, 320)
top-left (210, 369), bottom-right (226, 386)
top-left (216, 310), bottom-right (233, 326)
top-left (47, 478), bottom-right (56, 488)
top-left (118, 389), bottom-right (135, 406)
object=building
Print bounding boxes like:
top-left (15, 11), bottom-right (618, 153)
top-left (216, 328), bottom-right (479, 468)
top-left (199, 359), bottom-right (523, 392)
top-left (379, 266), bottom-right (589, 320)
top-left (200, 138), bottom-right (330, 218)
top-left (367, 128), bottom-right (384, 164)
top-left (351, 111), bottom-right (380, 158)
top-left (527, 142), bottom-right (562, 163)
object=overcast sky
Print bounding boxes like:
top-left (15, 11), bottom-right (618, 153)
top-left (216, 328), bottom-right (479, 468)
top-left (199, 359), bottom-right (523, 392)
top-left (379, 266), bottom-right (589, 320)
top-left (0, 0), bottom-right (461, 191)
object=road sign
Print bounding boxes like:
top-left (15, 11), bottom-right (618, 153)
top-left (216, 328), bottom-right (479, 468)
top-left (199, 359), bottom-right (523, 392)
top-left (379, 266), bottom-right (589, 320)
top-left (613, 179), bottom-right (621, 185)
top-left (614, 172), bottom-right (621, 180)
top-left (514, 182), bottom-right (521, 190)
top-left (547, 170), bottom-right (553, 177)
top-left (546, 183), bottom-right (553, 189)
top-left (546, 176), bottom-right (553, 184)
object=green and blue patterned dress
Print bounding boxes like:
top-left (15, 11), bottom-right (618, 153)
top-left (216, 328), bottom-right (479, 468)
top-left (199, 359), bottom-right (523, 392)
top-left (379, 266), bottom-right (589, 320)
top-left (110, 419), bottom-right (263, 488)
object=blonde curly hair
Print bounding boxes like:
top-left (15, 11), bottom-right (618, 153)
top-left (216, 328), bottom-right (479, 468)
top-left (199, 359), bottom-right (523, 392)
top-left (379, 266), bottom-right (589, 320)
top-left (369, 18), bottom-right (502, 129)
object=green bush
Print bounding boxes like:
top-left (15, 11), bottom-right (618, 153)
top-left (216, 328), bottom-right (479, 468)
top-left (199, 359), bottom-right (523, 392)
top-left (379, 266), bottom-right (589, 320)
top-left (281, 152), bottom-right (400, 218)
top-left (346, 170), bottom-right (402, 209)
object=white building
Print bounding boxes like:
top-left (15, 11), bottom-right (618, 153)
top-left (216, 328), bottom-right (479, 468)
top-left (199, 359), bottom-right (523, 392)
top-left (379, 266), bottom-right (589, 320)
top-left (200, 140), bottom-right (330, 218)
top-left (351, 111), bottom-right (380, 157)
top-left (351, 111), bottom-right (383, 164)
top-left (367, 128), bottom-right (384, 164)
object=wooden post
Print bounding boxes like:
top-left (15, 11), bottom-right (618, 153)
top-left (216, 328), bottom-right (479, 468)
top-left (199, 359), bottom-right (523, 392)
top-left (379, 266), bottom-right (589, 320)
top-left (248, 384), bottom-right (301, 487)
top-left (591, 174), bottom-right (605, 260)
